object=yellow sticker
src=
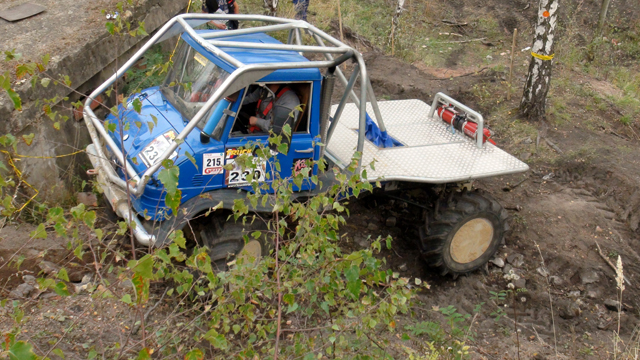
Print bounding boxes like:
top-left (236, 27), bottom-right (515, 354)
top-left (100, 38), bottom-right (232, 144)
top-left (193, 53), bottom-right (208, 67)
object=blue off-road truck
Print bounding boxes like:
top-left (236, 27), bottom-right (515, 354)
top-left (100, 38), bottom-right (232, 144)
top-left (83, 14), bottom-right (529, 275)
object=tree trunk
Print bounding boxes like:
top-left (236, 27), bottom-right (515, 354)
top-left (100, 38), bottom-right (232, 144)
top-left (596, 0), bottom-right (612, 37)
top-left (519, 0), bottom-right (559, 120)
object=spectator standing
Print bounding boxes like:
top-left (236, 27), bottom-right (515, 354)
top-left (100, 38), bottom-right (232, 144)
top-left (292, 0), bottom-right (309, 21)
top-left (202, 0), bottom-right (240, 30)
top-left (217, 0), bottom-right (240, 30)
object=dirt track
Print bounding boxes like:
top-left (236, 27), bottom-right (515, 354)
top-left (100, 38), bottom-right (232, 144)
top-left (2, 1), bottom-right (640, 358)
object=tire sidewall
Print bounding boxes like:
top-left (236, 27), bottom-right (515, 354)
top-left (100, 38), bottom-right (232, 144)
top-left (441, 210), bottom-right (504, 273)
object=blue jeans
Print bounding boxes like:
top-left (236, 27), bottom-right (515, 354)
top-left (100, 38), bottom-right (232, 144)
top-left (292, 0), bottom-right (309, 21)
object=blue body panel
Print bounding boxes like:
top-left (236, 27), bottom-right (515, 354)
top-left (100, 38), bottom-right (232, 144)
top-left (183, 31), bottom-right (323, 82)
top-left (108, 32), bottom-right (323, 220)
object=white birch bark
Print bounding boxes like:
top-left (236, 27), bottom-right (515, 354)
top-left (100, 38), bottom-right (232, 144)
top-left (520, 0), bottom-right (559, 120)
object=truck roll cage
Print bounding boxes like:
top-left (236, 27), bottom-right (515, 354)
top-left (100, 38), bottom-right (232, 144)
top-left (84, 14), bottom-right (363, 196)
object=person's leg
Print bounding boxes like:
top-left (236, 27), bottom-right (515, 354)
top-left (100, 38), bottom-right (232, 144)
top-left (292, 0), bottom-right (309, 21)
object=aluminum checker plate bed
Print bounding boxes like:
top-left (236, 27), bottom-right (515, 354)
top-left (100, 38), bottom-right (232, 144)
top-left (325, 99), bottom-right (530, 183)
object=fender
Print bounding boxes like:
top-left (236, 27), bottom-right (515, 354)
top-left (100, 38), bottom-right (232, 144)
top-left (148, 189), bottom-right (274, 247)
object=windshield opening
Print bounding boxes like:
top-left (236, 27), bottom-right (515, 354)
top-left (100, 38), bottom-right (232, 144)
top-left (161, 40), bottom-right (230, 128)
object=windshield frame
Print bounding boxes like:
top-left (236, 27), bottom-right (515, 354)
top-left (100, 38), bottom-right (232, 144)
top-left (160, 39), bottom-right (231, 127)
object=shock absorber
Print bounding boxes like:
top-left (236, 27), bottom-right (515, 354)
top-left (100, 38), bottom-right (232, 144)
top-left (436, 105), bottom-right (496, 145)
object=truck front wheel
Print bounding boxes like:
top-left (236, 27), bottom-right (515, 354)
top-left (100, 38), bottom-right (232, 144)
top-left (419, 190), bottom-right (508, 276)
top-left (191, 214), bottom-right (272, 271)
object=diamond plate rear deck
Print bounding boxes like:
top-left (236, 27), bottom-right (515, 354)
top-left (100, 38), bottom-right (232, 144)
top-left (326, 99), bottom-right (529, 183)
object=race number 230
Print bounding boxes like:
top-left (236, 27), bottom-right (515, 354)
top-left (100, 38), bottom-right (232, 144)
top-left (228, 169), bottom-right (263, 185)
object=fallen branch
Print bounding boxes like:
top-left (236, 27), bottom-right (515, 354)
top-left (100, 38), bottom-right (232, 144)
top-left (442, 20), bottom-right (468, 26)
top-left (435, 37), bottom-right (486, 44)
top-left (503, 176), bottom-right (529, 192)
top-left (427, 67), bottom-right (489, 80)
top-left (595, 241), bottom-right (631, 286)
top-left (438, 32), bottom-right (463, 37)
top-left (543, 137), bottom-right (563, 153)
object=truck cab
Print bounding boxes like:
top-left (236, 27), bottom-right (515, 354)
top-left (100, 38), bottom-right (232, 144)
top-left (102, 31), bottom-right (323, 222)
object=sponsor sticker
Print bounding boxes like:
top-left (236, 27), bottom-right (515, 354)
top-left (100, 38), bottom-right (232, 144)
top-left (292, 158), bottom-right (311, 176)
top-left (202, 153), bottom-right (224, 175)
top-left (139, 131), bottom-right (178, 167)
top-left (224, 147), bottom-right (266, 187)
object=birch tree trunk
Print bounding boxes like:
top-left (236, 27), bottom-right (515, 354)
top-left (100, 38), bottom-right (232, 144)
top-left (596, 0), bottom-right (612, 37)
top-left (519, 0), bottom-right (559, 120)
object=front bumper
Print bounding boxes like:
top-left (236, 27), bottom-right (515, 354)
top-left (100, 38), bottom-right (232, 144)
top-left (86, 144), bottom-right (156, 246)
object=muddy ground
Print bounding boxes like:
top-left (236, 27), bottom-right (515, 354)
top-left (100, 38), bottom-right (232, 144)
top-left (2, 1), bottom-right (640, 359)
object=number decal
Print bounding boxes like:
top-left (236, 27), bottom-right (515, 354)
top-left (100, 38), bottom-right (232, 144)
top-left (139, 131), bottom-right (178, 167)
top-left (224, 147), bottom-right (267, 187)
top-left (202, 153), bottom-right (224, 175)
top-left (146, 145), bottom-right (159, 161)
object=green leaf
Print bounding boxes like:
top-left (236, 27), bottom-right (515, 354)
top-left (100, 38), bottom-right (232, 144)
top-left (158, 163), bottom-right (179, 195)
top-left (106, 22), bottom-right (115, 34)
top-left (136, 22), bottom-right (148, 36)
top-left (53, 121), bottom-right (60, 130)
top-left (283, 293), bottom-right (294, 305)
top-left (133, 254), bottom-right (154, 279)
top-left (30, 223), bottom-right (47, 239)
top-left (165, 189), bottom-right (181, 214)
top-left (4, 50), bottom-right (21, 61)
top-left (52, 348), bottom-right (65, 359)
top-left (169, 229), bottom-right (186, 249)
top-left (136, 348), bottom-right (152, 360)
top-left (57, 268), bottom-right (69, 282)
top-left (282, 123), bottom-right (291, 137)
top-left (121, 294), bottom-right (132, 304)
top-left (6, 88), bottom-right (22, 111)
top-left (277, 143), bottom-right (288, 155)
top-left (8, 341), bottom-right (37, 360)
top-left (16, 63), bottom-right (37, 79)
top-left (204, 330), bottom-right (228, 350)
top-left (53, 281), bottom-right (70, 296)
top-left (232, 325), bottom-right (241, 334)
top-left (21, 133), bottom-right (34, 146)
top-left (132, 98), bottom-right (142, 114)
top-left (185, 151), bottom-right (197, 169)
top-left (41, 78), bottom-right (51, 88)
top-left (83, 211), bottom-right (97, 228)
top-left (184, 349), bottom-right (204, 360)
top-left (286, 302), bottom-right (299, 314)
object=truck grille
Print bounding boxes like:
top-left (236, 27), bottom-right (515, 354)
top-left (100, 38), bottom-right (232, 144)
top-left (192, 175), bottom-right (203, 187)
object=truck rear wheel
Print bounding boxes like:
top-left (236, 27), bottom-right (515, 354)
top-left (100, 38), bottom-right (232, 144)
top-left (419, 190), bottom-right (508, 276)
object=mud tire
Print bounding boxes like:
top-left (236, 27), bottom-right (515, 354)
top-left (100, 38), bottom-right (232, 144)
top-left (196, 216), bottom-right (272, 272)
top-left (419, 190), bottom-right (509, 276)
